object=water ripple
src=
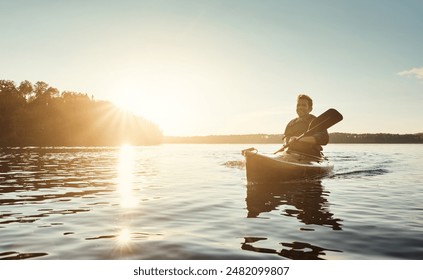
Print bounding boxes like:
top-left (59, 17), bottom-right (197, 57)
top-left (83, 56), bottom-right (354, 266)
top-left (0, 145), bottom-right (422, 259)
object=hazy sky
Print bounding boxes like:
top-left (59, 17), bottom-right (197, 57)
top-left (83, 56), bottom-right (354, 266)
top-left (2, 0), bottom-right (422, 136)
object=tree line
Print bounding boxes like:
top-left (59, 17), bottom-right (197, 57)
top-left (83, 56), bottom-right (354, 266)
top-left (329, 132), bottom-right (423, 143)
top-left (164, 133), bottom-right (423, 144)
top-left (0, 80), bottom-right (163, 146)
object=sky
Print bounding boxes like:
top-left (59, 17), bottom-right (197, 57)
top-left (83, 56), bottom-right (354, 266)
top-left (1, 0), bottom-right (422, 136)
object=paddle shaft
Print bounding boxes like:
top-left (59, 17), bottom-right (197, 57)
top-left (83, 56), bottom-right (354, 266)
top-left (274, 108), bottom-right (343, 154)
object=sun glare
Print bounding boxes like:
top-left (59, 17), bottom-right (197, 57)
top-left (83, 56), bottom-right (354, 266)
top-left (117, 144), bottom-right (138, 208)
top-left (113, 227), bottom-right (134, 256)
top-left (117, 228), bottom-right (132, 245)
top-left (113, 96), bottom-right (136, 115)
top-left (111, 88), bottom-right (197, 136)
top-left (109, 59), bottom-right (215, 136)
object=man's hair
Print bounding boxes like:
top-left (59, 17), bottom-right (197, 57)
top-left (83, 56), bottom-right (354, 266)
top-left (297, 94), bottom-right (313, 109)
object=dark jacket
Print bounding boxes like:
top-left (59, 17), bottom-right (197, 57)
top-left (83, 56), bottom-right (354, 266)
top-left (283, 114), bottom-right (329, 156)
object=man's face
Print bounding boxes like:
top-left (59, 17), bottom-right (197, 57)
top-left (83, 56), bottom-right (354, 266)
top-left (296, 98), bottom-right (312, 117)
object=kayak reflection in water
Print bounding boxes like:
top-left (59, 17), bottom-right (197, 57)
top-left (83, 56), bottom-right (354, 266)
top-left (242, 180), bottom-right (343, 259)
top-left (283, 94), bottom-right (329, 157)
top-left (245, 180), bottom-right (342, 229)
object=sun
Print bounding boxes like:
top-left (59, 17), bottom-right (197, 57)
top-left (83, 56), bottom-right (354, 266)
top-left (110, 82), bottom-right (141, 115)
top-left (109, 80), bottom-right (199, 136)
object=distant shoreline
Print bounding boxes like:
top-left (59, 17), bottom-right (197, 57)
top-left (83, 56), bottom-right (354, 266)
top-left (164, 133), bottom-right (423, 144)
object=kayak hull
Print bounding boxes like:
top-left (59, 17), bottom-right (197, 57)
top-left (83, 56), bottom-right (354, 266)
top-left (242, 148), bottom-right (333, 182)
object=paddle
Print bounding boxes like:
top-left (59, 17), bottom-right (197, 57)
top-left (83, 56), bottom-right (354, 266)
top-left (274, 108), bottom-right (343, 154)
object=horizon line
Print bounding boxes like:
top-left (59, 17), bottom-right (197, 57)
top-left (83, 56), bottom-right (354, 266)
top-left (163, 132), bottom-right (423, 137)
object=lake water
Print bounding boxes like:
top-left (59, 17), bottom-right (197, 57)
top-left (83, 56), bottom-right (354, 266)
top-left (0, 144), bottom-right (422, 260)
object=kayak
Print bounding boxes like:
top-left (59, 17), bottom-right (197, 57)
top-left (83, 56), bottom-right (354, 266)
top-left (242, 147), bottom-right (333, 182)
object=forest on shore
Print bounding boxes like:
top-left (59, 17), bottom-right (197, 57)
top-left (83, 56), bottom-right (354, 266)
top-left (0, 80), bottom-right (163, 146)
top-left (165, 132), bottom-right (423, 144)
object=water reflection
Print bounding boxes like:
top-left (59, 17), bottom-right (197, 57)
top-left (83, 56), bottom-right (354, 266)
top-left (243, 180), bottom-right (343, 259)
top-left (117, 145), bottom-right (137, 208)
top-left (0, 147), bottom-right (116, 259)
top-left (117, 227), bottom-right (131, 245)
top-left (0, 251), bottom-right (48, 260)
top-left (246, 180), bottom-right (342, 229)
top-left (241, 237), bottom-right (342, 260)
top-left (0, 148), bottom-right (114, 214)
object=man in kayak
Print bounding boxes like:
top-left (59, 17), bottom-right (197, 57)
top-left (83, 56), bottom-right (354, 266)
top-left (282, 94), bottom-right (329, 157)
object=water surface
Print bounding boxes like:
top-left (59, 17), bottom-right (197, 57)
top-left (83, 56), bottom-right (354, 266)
top-left (1, 144), bottom-right (422, 259)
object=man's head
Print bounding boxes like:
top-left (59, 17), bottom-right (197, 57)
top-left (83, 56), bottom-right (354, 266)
top-left (296, 94), bottom-right (313, 117)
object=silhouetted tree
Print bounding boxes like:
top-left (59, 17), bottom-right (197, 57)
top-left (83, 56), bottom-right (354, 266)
top-left (18, 80), bottom-right (33, 101)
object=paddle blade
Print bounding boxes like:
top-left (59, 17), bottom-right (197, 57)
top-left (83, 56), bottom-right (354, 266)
top-left (304, 108), bottom-right (343, 137)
